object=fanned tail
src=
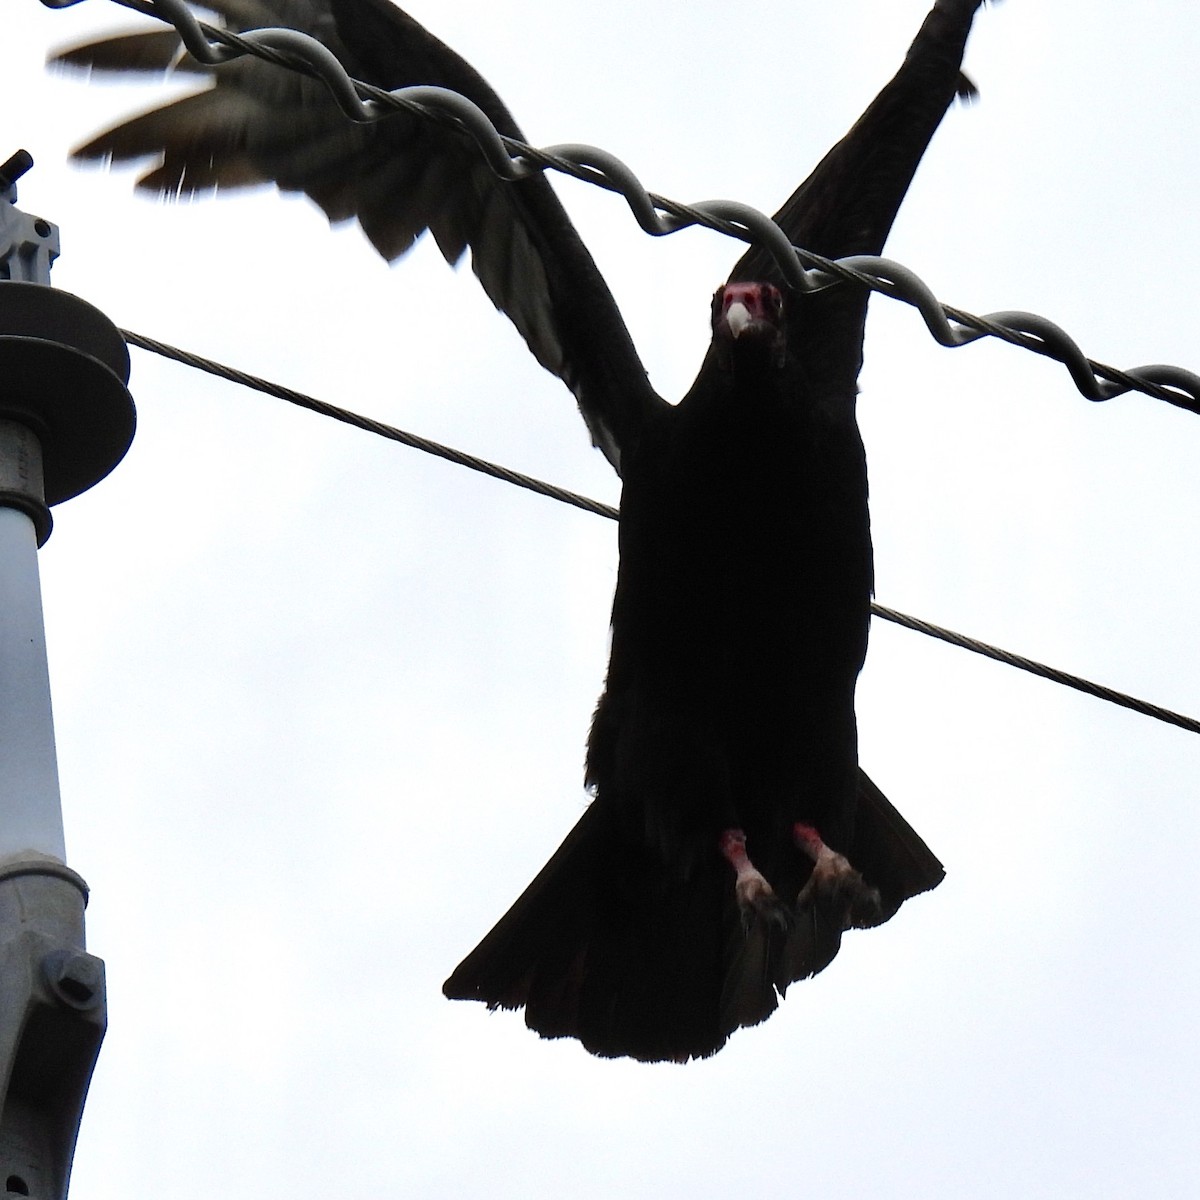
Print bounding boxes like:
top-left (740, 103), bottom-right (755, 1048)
top-left (444, 771), bottom-right (943, 1062)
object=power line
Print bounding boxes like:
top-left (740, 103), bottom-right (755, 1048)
top-left (119, 327), bottom-right (1200, 738)
top-left (120, 328), bottom-right (618, 522)
top-left (870, 605), bottom-right (1200, 733)
top-left (70, 0), bottom-right (1200, 418)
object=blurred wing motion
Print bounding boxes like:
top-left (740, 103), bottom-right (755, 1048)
top-left (57, 0), bottom-right (989, 1060)
top-left (57, 0), bottom-right (663, 472)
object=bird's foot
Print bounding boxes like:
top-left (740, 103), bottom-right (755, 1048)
top-left (719, 828), bottom-right (791, 930)
top-left (793, 823), bottom-right (883, 929)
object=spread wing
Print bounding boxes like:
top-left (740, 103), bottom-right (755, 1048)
top-left (731, 0), bottom-right (985, 284)
top-left (55, 0), bottom-right (667, 473)
top-left (719, 0), bottom-right (987, 398)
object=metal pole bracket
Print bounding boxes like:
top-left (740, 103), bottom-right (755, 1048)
top-left (0, 861), bottom-right (106, 1200)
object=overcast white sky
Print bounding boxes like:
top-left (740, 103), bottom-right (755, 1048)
top-left (6, 0), bottom-right (1200, 1196)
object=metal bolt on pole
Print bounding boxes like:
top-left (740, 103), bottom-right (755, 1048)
top-left (0, 150), bottom-right (135, 1200)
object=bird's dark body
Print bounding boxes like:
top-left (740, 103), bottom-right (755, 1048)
top-left (58, 0), bottom-right (989, 1060)
top-left (592, 347), bottom-right (870, 877)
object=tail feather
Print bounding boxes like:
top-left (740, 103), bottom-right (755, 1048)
top-left (444, 801), bottom-right (611, 1013)
top-left (718, 912), bottom-right (783, 1034)
top-left (444, 770), bottom-right (943, 1062)
top-left (445, 802), bottom-right (735, 1061)
top-left (774, 904), bottom-right (846, 997)
top-left (850, 770), bottom-right (945, 921)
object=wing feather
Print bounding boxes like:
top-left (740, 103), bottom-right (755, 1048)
top-left (55, 0), bottom-right (666, 471)
top-left (731, 0), bottom-right (988, 283)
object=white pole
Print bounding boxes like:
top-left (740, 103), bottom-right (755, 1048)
top-left (0, 502), bottom-right (65, 862)
top-left (0, 180), bottom-right (133, 1200)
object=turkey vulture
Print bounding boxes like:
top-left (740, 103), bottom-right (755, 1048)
top-left (57, 0), bottom-right (988, 1060)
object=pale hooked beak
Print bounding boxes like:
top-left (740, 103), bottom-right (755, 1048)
top-left (725, 300), bottom-right (752, 339)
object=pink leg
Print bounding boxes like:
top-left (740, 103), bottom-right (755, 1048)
top-left (793, 823), bottom-right (882, 928)
top-left (719, 829), bottom-right (773, 907)
top-left (719, 829), bottom-right (789, 927)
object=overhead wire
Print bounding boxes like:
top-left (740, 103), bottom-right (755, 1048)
top-left (121, 327), bottom-right (620, 521)
top-left (119, 327), bottom-right (1200, 738)
top-left (53, 0), bottom-right (1200, 417)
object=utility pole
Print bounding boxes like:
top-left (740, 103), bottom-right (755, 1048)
top-left (0, 150), bottom-right (135, 1200)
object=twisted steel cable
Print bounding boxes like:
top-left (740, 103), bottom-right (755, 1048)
top-left (44, 0), bottom-right (1200, 417)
